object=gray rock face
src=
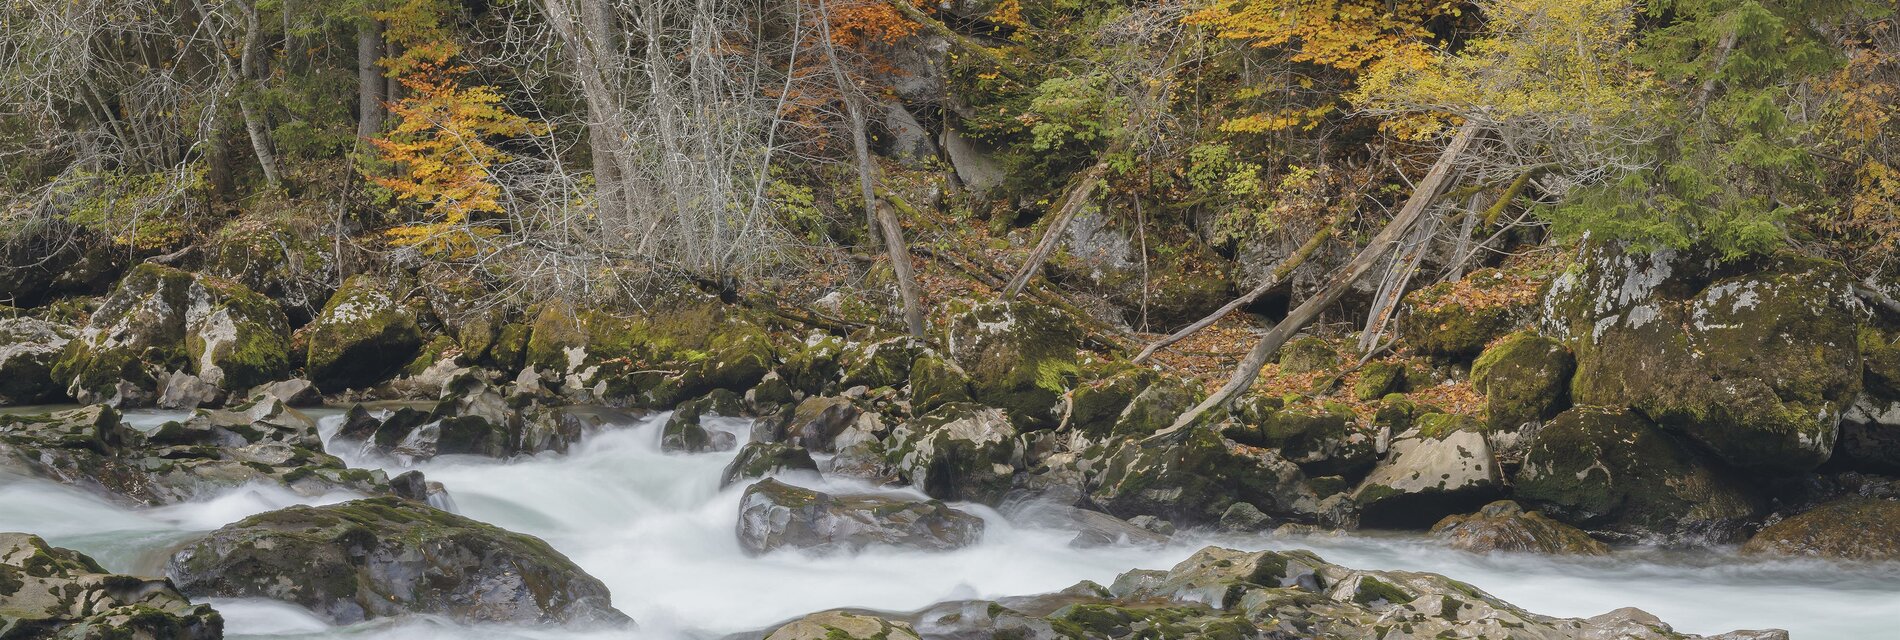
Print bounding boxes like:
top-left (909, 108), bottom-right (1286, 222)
top-left (0, 402), bottom-right (389, 506)
top-left (0, 317), bottom-right (73, 405)
top-left (736, 478), bottom-right (984, 555)
top-left (885, 403), bottom-right (1023, 505)
top-left (1352, 420), bottom-right (1502, 528)
top-left (0, 532), bottom-right (221, 640)
top-left (167, 497), bottom-right (629, 627)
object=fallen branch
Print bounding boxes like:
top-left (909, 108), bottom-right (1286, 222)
top-left (1855, 282), bottom-right (1900, 315)
top-left (1131, 212), bottom-right (1341, 364)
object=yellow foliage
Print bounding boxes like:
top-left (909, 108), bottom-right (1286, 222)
top-left (1186, 0), bottom-right (1459, 72)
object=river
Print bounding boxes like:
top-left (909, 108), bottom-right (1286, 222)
top-left (1, 408), bottom-right (1895, 639)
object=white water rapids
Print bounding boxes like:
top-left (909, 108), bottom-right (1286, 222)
top-left (2, 408), bottom-right (1897, 639)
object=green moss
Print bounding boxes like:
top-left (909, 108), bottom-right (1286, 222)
top-left (1469, 331), bottom-right (1574, 431)
top-left (1278, 336), bottom-right (1338, 374)
top-left (305, 275), bottom-right (423, 391)
top-left (1351, 576), bottom-right (1416, 606)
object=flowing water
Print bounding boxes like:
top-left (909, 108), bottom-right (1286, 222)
top-left (2, 408), bottom-right (1897, 639)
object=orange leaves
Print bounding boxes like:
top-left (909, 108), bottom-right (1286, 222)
top-left (826, 0), bottom-right (924, 49)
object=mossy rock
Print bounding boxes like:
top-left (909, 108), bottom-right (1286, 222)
top-left (942, 301), bottom-right (1084, 430)
top-left (0, 220), bottom-right (125, 308)
top-left (885, 402), bottom-right (1023, 505)
top-left (1547, 246), bottom-right (1861, 474)
top-left (1278, 335), bottom-right (1338, 374)
top-left (1470, 331), bottom-right (1573, 432)
top-left (839, 337), bottom-right (921, 390)
top-left (1740, 497), bottom-right (1900, 561)
top-left (1352, 361), bottom-right (1409, 401)
top-left (1108, 374), bottom-right (1202, 438)
top-left (1069, 367), bottom-right (1158, 439)
top-left (202, 211), bottom-right (335, 324)
top-left (1352, 417), bottom-right (1500, 529)
top-left (779, 334), bottom-right (848, 395)
top-left (0, 317), bottom-right (75, 405)
top-left (1401, 269), bottom-right (1529, 360)
top-left (1512, 406), bottom-right (1761, 540)
top-left (522, 296), bottom-right (774, 406)
top-left (1087, 426), bottom-right (1321, 525)
top-left (185, 275), bottom-right (293, 391)
top-left (305, 275), bottom-right (424, 391)
top-left (721, 442), bottom-right (819, 487)
top-left (1222, 402), bottom-right (1375, 478)
top-left (0, 532), bottom-right (221, 640)
top-left (763, 610), bottom-right (922, 640)
top-left (908, 350), bottom-right (972, 414)
top-left (1862, 326), bottom-right (1900, 395)
top-left (52, 263), bottom-right (196, 405)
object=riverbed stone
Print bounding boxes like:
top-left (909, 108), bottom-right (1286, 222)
top-left (0, 317), bottom-right (74, 405)
top-left (1470, 331), bottom-right (1574, 432)
top-left (0, 532), bottom-right (221, 640)
top-left (885, 402), bottom-right (1023, 504)
top-left (1352, 416), bottom-right (1501, 528)
top-left (722, 442), bottom-right (819, 487)
top-left (305, 275), bottom-right (424, 392)
top-left (1430, 500), bottom-right (1610, 555)
top-left (1087, 425), bottom-right (1324, 526)
top-left (942, 301), bottom-right (1084, 430)
top-left (764, 610), bottom-right (922, 640)
top-left (1740, 497), bottom-right (1900, 560)
top-left (167, 497), bottom-right (628, 626)
top-left (736, 478), bottom-right (984, 555)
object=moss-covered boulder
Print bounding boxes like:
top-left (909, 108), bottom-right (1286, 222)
top-left (942, 301), bottom-right (1083, 430)
top-left (885, 402), bottom-right (1023, 504)
top-left (305, 275), bottom-right (423, 391)
top-left (1105, 374), bottom-right (1202, 439)
top-left (1352, 416), bottom-right (1501, 528)
top-left (416, 263), bottom-right (511, 365)
top-left (764, 610), bottom-right (922, 640)
top-left (185, 276), bottom-right (293, 392)
top-left (1352, 361), bottom-right (1408, 400)
top-left (1067, 367), bottom-right (1155, 439)
top-left (1512, 407), bottom-right (1762, 540)
top-left (736, 478), bottom-right (984, 555)
top-left (168, 497), bottom-right (628, 626)
top-left (907, 349), bottom-right (972, 414)
top-left (721, 442), bottom-right (819, 487)
top-left (1545, 247), bottom-right (1861, 474)
top-left (522, 296), bottom-right (775, 407)
top-left (838, 337), bottom-right (921, 391)
top-left (1087, 426), bottom-right (1323, 525)
top-left (1740, 497), bottom-right (1900, 561)
top-left (0, 317), bottom-right (74, 405)
top-left (1278, 335), bottom-right (1338, 374)
top-left (52, 263), bottom-right (195, 406)
top-left (1401, 268), bottom-right (1532, 360)
top-left (1470, 331), bottom-right (1573, 432)
top-left (202, 211), bottom-right (336, 324)
top-left (1222, 402), bottom-right (1377, 478)
top-left (1430, 500), bottom-right (1610, 555)
top-left (1839, 327), bottom-right (1900, 472)
top-left (0, 532), bottom-right (221, 640)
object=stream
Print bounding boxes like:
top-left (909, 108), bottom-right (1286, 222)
top-left (2, 408), bottom-right (1896, 639)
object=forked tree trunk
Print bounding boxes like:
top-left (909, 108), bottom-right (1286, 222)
top-left (1149, 122), bottom-right (1481, 439)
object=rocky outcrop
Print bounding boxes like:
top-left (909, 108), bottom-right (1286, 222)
top-left (305, 275), bottom-right (425, 391)
top-left (1513, 407), bottom-right (1761, 541)
top-left (1401, 268), bottom-right (1530, 360)
top-left (0, 532), bottom-right (221, 640)
top-left (942, 301), bottom-right (1083, 430)
top-left (167, 497), bottom-right (628, 626)
top-left (0, 402), bottom-right (391, 506)
top-left (1545, 247), bottom-right (1861, 474)
top-left (1741, 497), bottom-right (1900, 560)
top-left (1430, 500), bottom-right (1611, 555)
top-left (736, 478), bottom-right (984, 555)
top-left (1840, 327), bottom-right (1900, 472)
top-left (1087, 426), bottom-right (1325, 526)
top-left (885, 402), bottom-right (1023, 504)
top-left (331, 374), bottom-right (599, 463)
top-left (0, 317), bottom-right (74, 405)
top-left (1352, 416), bottom-right (1501, 528)
top-left (1470, 331), bottom-right (1574, 432)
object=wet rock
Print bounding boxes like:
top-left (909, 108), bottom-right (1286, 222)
top-left (1088, 426), bottom-right (1323, 526)
top-left (1544, 247), bottom-right (1861, 474)
top-left (780, 395), bottom-right (861, 452)
top-left (764, 610), bottom-right (922, 640)
top-left (248, 377), bottom-right (320, 407)
top-left (1741, 497), bottom-right (1900, 560)
top-left (1352, 416), bottom-right (1501, 528)
top-left (0, 532), bottom-right (220, 640)
top-left (155, 370), bottom-right (223, 409)
top-left (1470, 331), bottom-right (1574, 432)
top-left (168, 497), bottom-right (628, 626)
top-left (1104, 374), bottom-right (1201, 439)
top-left (1513, 407), bottom-right (1761, 541)
top-left (0, 403), bottom-right (389, 506)
top-left (1006, 502), bottom-right (1168, 548)
top-left (722, 442), bottom-right (819, 487)
top-left (736, 478), bottom-right (984, 555)
top-left (1219, 502), bottom-right (1273, 532)
top-left (885, 402), bottom-right (1023, 505)
top-left (1430, 500), bottom-right (1611, 555)
top-left (523, 297), bottom-right (775, 407)
top-left (0, 317), bottom-right (74, 405)
top-left (1067, 368), bottom-right (1153, 438)
top-left (660, 397), bottom-right (739, 454)
top-left (838, 338), bottom-right (920, 391)
top-left (305, 275), bottom-right (424, 392)
top-left (942, 301), bottom-right (1083, 430)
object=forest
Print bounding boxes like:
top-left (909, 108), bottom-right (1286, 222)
top-left (2, 0), bottom-right (1899, 638)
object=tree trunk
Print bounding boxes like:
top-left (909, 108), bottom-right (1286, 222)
top-left (542, 0), bottom-right (640, 225)
top-left (1000, 161), bottom-right (1106, 299)
top-left (1132, 211), bottom-right (1342, 364)
top-left (1150, 122), bottom-right (1481, 440)
top-left (356, 18), bottom-right (385, 141)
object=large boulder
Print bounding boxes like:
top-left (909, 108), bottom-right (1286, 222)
top-left (1430, 500), bottom-right (1610, 555)
top-left (201, 212), bottom-right (336, 324)
top-left (168, 497), bottom-right (628, 626)
top-left (0, 317), bottom-right (74, 405)
top-left (885, 402), bottom-right (1023, 505)
top-left (1222, 400), bottom-right (1377, 478)
top-left (721, 442), bottom-right (819, 487)
top-left (1470, 331), bottom-right (1574, 432)
top-left (184, 275), bottom-right (294, 392)
top-left (1740, 497), bottom-right (1900, 561)
top-left (942, 301), bottom-right (1083, 430)
top-left (1087, 426), bottom-right (1325, 526)
top-left (1512, 407), bottom-right (1761, 541)
top-left (1401, 268), bottom-right (1533, 360)
top-left (736, 478), bottom-right (985, 555)
top-left (0, 533), bottom-right (220, 640)
top-left (1352, 416), bottom-right (1501, 528)
top-left (305, 275), bottom-right (424, 391)
top-left (1544, 247), bottom-right (1861, 474)
top-left (1839, 326), bottom-right (1900, 472)
top-left (522, 297), bottom-right (774, 407)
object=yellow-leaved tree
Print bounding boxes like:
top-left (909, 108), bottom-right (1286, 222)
top-left (365, 0), bottom-right (546, 259)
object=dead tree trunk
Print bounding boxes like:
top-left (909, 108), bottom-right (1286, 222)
top-left (1001, 161), bottom-right (1106, 298)
top-left (1150, 122), bottom-right (1481, 439)
top-left (1132, 212), bottom-right (1342, 364)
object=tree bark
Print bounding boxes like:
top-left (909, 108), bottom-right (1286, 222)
top-left (356, 17), bottom-right (386, 141)
top-left (1150, 122), bottom-right (1481, 440)
top-left (1132, 211), bottom-right (1341, 364)
top-left (1001, 161), bottom-right (1106, 299)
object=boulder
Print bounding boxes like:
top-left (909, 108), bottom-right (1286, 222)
top-left (0, 532), bottom-right (220, 640)
top-left (1741, 497), bottom-right (1900, 561)
top-left (942, 301), bottom-right (1083, 430)
top-left (522, 297), bottom-right (774, 407)
top-left (1400, 268), bottom-right (1530, 360)
top-left (907, 350), bottom-right (972, 414)
top-left (1430, 500), bottom-right (1610, 555)
top-left (721, 442), bottom-right (819, 487)
top-left (202, 211), bottom-right (337, 324)
top-left (1103, 374), bottom-right (1201, 439)
top-left (736, 478), bottom-right (984, 555)
top-left (184, 275), bottom-right (294, 392)
top-left (1278, 335), bottom-right (1339, 374)
top-left (1352, 416), bottom-right (1501, 528)
top-left (0, 221), bottom-right (123, 308)
top-left (1004, 502), bottom-right (1169, 548)
top-left (1512, 407), bottom-right (1761, 541)
top-left (155, 370), bottom-right (223, 409)
top-left (660, 392), bottom-right (742, 453)
top-left (1470, 331), bottom-right (1574, 432)
top-left (1222, 401), bottom-right (1377, 478)
top-left (764, 610), bottom-right (922, 640)
top-left (0, 317), bottom-right (74, 405)
top-left (1067, 368), bottom-right (1153, 438)
top-left (1087, 426), bottom-right (1324, 526)
top-left (780, 395), bottom-right (862, 452)
top-left (1838, 327), bottom-right (1900, 472)
top-left (885, 402), bottom-right (1023, 505)
top-left (1545, 247), bottom-right (1861, 474)
top-left (838, 338), bottom-right (920, 390)
top-left (167, 497), bottom-right (628, 626)
top-left (305, 275), bottom-right (424, 391)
